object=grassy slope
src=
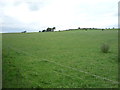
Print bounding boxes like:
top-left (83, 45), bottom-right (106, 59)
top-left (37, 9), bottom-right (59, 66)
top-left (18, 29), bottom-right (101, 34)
top-left (2, 30), bottom-right (118, 88)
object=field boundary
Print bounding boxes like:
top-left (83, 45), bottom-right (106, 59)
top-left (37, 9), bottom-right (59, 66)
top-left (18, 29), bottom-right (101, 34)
top-left (7, 46), bottom-right (119, 85)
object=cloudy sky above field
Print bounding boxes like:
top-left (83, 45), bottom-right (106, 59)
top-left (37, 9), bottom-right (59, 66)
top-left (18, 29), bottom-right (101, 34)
top-left (0, 0), bottom-right (119, 32)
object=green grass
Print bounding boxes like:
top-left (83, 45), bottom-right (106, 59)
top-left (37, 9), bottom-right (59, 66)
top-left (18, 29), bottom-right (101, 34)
top-left (2, 30), bottom-right (118, 88)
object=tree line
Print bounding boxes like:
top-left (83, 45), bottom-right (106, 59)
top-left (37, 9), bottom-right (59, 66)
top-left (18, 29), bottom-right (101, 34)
top-left (41, 27), bottom-right (56, 32)
top-left (21, 27), bottom-right (117, 33)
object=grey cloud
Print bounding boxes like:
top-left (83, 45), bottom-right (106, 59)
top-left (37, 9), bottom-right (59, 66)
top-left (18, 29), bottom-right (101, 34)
top-left (26, 1), bottom-right (48, 11)
top-left (27, 2), bottom-right (41, 11)
top-left (3, 15), bottom-right (21, 25)
top-left (14, 1), bottom-right (23, 6)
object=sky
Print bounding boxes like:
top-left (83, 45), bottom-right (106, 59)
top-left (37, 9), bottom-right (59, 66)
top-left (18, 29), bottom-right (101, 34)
top-left (0, 0), bottom-right (119, 33)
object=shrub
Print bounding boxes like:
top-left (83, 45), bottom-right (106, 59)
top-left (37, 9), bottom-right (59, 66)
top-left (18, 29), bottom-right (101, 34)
top-left (101, 43), bottom-right (110, 53)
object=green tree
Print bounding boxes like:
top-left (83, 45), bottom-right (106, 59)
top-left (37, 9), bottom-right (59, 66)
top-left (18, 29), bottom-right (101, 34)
top-left (46, 27), bottom-right (51, 32)
top-left (52, 27), bottom-right (56, 31)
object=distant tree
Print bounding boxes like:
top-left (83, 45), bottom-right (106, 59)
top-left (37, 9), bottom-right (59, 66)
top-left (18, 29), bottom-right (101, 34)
top-left (42, 30), bottom-right (46, 32)
top-left (46, 27), bottom-right (51, 32)
top-left (78, 27), bottom-right (80, 29)
top-left (53, 27), bottom-right (55, 30)
top-left (22, 31), bottom-right (26, 33)
top-left (46, 27), bottom-right (56, 32)
top-left (39, 31), bottom-right (41, 32)
top-left (52, 27), bottom-right (56, 31)
top-left (113, 27), bottom-right (114, 29)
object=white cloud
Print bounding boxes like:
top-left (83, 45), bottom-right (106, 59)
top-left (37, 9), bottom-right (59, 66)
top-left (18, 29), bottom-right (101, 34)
top-left (1, 0), bottom-right (119, 32)
top-left (3, 3), bottom-right (33, 23)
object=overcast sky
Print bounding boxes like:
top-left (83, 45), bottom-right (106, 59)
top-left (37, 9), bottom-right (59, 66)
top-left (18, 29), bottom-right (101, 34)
top-left (0, 0), bottom-right (119, 33)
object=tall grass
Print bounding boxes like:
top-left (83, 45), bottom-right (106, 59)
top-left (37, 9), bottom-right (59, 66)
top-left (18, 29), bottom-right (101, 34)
top-left (101, 43), bottom-right (110, 53)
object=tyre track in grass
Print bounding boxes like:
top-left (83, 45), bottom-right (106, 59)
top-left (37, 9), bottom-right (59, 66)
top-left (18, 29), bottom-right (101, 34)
top-left (7, 46), bottom-right (119, 85)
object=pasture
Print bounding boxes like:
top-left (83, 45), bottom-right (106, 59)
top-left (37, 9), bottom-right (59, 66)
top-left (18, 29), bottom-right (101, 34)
top-left (2, 30), bottom-right (118, 88)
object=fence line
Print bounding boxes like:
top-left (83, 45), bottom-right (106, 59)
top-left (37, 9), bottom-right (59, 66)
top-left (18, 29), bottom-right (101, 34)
top-left (7, 46), bottom-right (119, 85)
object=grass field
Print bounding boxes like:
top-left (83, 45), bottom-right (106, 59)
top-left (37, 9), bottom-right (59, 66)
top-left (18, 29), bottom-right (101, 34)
top-left (2, 30), bottom-right (118, 88)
